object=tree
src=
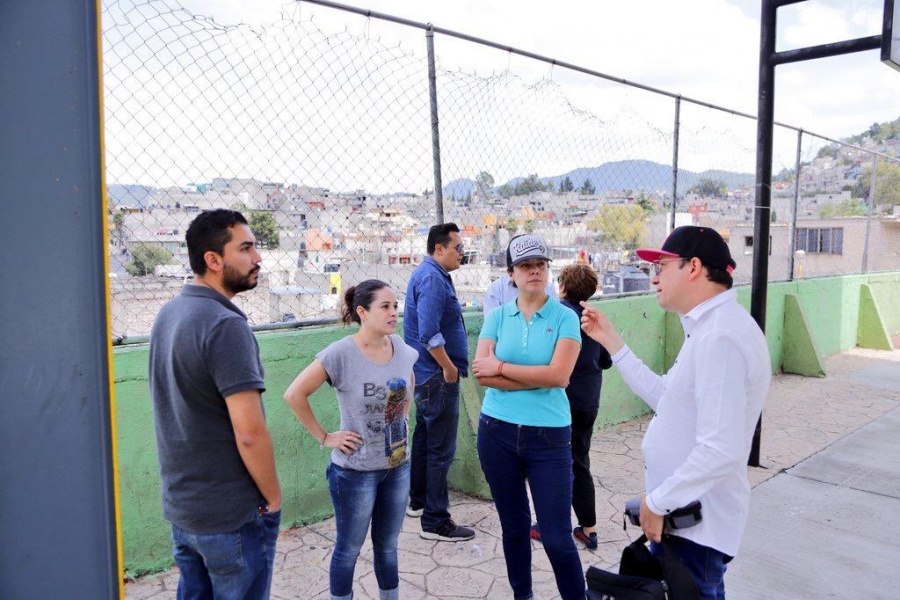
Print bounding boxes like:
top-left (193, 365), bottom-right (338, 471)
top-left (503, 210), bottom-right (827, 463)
top-left (579, 178), bottom-right (596, 196)
top-left (853, 161), bottom-right (900, 207)
top-left (815, 144), bottom-right (839, 160)
top-left (558, 176), bottom-right (574, 194)
top-left (504, 216), bottom-right (519, 236)
top-left (514, 173), bottom-right (546, 196)
top-left (126, 243), bottom-right (173, 276)
top-left (498, 184), bottom-right (514, 198)
top-left (112, 212), bottom-right (126, 246)
top-left (819, 199), bottom-right (867, 219)
top-left (475, 171), bottom-right (495, 199)
top-left (586, 204), bottom-right (648, 250)
top-left (249, 211), bottom-right (280, 249)
top-left (522, 218), bottom-right (537, 233)
top-left (636, 192), bottom-right (656, 214)
top-left (688, 178), bottom-right (727, 198)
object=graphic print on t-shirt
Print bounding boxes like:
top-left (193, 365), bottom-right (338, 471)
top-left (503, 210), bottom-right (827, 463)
top-left (361, 377), bottom-right (410, 468)
top-left (384, 378), bottom-right (409, 467)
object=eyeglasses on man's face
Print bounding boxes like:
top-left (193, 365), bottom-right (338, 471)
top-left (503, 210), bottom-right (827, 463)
top-left (653, 258), bottom-right (687, 275)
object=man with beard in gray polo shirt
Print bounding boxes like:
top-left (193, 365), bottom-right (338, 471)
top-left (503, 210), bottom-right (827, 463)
top-left (149, 209), bottom-right (282, 599)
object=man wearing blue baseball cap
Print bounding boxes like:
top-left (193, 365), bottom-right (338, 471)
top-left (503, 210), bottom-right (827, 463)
top-left (580, 226), bottom-right (771, 600)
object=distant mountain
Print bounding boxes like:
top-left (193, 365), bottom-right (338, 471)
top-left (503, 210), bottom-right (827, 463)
top-left (442, 178), bottom-right (475, 200)
top-left (528, 160), bottom-right (755, 194)
top-left (108, 184), bottom-right (156, 207)
top-left (444, 161), bottom-right (756, 199)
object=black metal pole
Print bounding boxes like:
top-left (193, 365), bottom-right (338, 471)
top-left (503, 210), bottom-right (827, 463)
top-left (426, 26), bottom-right (444, 224)
top-left (748, 0), bottom-right (778, 468)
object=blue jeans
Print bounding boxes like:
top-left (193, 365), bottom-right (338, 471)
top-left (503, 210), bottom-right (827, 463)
top-left (409, 374), bottom-right (460, 530)
top-left (477, 414), bottom-right (585, 600)
top-left (327, 461), bottom-right (410, 600)
top-left (651, 535), bottom-right (731, 600)
top-left (171, 508), bottom-right (280, 600)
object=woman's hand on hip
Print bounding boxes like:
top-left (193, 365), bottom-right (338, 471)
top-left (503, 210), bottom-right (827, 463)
top-left (324, 430), bottom-right (363, 454)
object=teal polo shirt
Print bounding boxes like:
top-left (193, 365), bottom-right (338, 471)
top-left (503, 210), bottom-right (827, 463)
top-left (479, 296), bottom-right (581, 426)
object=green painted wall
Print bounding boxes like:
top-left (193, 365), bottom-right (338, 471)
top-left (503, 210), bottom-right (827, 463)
top-left (868, 272), bottom-right (900, 335)
top-left (114, 273), bottom-right (900, 574)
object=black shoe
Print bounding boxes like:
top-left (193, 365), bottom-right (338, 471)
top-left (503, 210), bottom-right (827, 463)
top-left (420, 519), bottom-right (475, 542)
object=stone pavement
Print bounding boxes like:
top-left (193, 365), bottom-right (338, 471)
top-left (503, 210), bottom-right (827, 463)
top-left (125, 348), bottom-right (900, 599)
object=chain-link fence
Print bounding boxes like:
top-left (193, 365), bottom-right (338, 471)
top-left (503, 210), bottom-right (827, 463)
top-left (101, 0), bottom-right (900, 341)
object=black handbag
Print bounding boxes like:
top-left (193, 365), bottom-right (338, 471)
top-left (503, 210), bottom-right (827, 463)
top-left (586, 565), bottom-right (666, 600)
top-left (586, 534), bottom-right (699, 600)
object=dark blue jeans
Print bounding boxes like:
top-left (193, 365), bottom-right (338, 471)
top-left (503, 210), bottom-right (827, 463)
top-left (409, 374), bottom-right (460, 530)
top-left (171, 509), bottom-right (280, 600)
top-left (651, 535), bottom-right (731, 600)
top-left (327, 461), bottom-right (410, 600)
top-left (477, 414), bottom-right (585, 600)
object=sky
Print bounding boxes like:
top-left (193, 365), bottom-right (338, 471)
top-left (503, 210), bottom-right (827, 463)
top-left (178, 0), bottom-right (900, 139)
top-left (104, 0), bottom-right (900, 190)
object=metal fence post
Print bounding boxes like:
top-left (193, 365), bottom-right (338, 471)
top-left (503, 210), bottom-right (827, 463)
top-left (426, 26), bottom-right (444, 224)
top-left (669, 95), bottom-right (681, 233)
top-left (788, 129), bottom-right (803, 280)
top-left (861, 154), bottom-right (878, 272)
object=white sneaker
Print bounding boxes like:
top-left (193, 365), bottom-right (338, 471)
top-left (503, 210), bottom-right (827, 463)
top-left (406, 505), bottom-right (424, 518)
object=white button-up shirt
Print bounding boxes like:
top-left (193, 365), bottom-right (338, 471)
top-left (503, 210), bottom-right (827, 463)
top-left (611, 288), bottom-right (771, 556)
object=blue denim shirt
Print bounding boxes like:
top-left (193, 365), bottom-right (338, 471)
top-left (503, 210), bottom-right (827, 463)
top-left (403, 257), bottom-right (469, 383)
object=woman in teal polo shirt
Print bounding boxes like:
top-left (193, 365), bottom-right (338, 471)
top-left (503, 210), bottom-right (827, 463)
top-left (472, 234), bottom-right (584, 600)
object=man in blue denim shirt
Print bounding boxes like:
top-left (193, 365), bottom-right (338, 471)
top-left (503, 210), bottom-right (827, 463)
top-left (404, 223), bottom-right (475, 541)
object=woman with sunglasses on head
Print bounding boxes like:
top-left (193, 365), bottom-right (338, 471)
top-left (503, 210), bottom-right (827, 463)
top-left (472, 234), bottom-right (585, 600)
top-left (284, 279), bottom-right (418, 600)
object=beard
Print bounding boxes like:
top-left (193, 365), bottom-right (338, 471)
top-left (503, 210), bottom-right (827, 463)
top-left (223, 263), bottom-right (260, 295)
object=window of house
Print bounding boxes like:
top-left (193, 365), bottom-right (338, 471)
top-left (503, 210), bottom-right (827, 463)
top-left (743, 235), bottom-right (772, 254)
top-left (795, 227), bottom-right (843, 254)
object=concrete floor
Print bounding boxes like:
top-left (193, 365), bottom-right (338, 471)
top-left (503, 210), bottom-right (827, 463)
top-left (126, 347), bottom-right (900, 599)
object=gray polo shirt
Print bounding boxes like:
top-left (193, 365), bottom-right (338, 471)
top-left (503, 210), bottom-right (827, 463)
top-left (149, 285), bottom-right (266, 534)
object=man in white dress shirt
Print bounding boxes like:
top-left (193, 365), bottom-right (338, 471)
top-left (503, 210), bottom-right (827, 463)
top-left (580, 226), bottom-right (771, 600)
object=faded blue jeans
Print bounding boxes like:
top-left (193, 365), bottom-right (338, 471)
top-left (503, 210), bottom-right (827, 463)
top-left (327, 461), bottom-right (410, 600)
top-left (171, 508), bottom-right (280, 600)
top-left (409, 374), bottom-right (460, 530)
top-left (477, 414), bottom-right (585, 600)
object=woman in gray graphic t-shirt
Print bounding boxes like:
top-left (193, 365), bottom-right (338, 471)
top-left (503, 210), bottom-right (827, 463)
top-left (285, 279), bottom-right (418, 600)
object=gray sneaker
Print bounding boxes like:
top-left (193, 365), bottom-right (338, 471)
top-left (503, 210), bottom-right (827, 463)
top-left (420, 519), bottom-right (475, 542)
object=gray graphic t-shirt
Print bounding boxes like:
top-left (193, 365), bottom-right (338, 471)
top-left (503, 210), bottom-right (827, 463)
top-left (316, 334), bottom-right (419, 471)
